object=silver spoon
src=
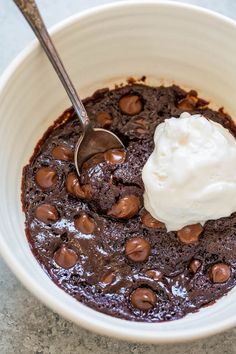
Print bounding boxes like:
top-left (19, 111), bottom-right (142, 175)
top-left (13, 0), bottom-right (124, 174)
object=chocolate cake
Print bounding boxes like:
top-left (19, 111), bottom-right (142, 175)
top-left (22, 83), bottom-right (236, 322)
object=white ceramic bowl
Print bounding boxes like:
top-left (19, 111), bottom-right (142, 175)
top-left (1, 0), bottom-right (236, 344)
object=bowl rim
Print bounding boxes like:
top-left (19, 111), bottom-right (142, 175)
top-left (1, 0), bottom-right (236, 343)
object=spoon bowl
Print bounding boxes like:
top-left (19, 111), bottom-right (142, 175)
top-left (75, 127), bottom-right (124, 172)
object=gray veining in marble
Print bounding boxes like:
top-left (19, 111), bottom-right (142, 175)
top-left (1, 0), bottom-right (236, 353)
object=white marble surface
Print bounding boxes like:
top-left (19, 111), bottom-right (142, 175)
top-left (1, 0), bottom-right (236, 353)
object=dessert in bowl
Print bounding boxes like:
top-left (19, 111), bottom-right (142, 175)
top-left (22, 82), bottom-right (236, 322)
top-left (1, 0), bottom-right (236, 343)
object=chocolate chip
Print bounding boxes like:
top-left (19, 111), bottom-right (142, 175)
top-left (101, 272), bottom-right (115, 285)
top-left (51, 145), bottom-right (73, 161)
top-left (104, 149), bottom-right (126, 164)
top-left (74, 213), bottom-right (95, 234)
top-left (35, 204), bottom-right (59, 224)
top-left (125, 237), bottom-right (151, 262)
top-left (177, 94), bottom-right (198, 111)
top-left (145, 269), bottom-right (163, 281)
top-left (178, 92), bottom-right (209, 111)
top-left (188, 90), bottom-right (198, 97)
top-left (119, 95), bottom-right (143, 115)
top-left (53, 245), bottom-right (78, 269)
top-left (178, 98), bottom-right (195, 111)
top-left (141, 211), bottom-right (165, 229)
top-left (35, 167), bottom-right (58, 189)
top-left (107, 195), bottom-right (141, 219)
top-left (82, 153), bottom-right (105, 170)
top-left (189, 259), bottom-right (201, 273)
top-left (130, 288), bottom-right (156, 310)
top-left (209, 263), bottom-right (231, 283)
top-left (177, 224), bottom-right (203, 244)
top-left (66, 172), bottom-right (92, 199)
top-left (96, 111), bottom-right (113, 128)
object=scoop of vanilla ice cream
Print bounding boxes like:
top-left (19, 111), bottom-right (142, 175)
top-left (142, 112), bottom-right (236, 231)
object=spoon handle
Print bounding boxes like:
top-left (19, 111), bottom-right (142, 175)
top-left (13, 0), bottom-right (91, 131)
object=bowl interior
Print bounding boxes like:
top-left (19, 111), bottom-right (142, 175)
top-left (1, 1), bottom-right (236, 343)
